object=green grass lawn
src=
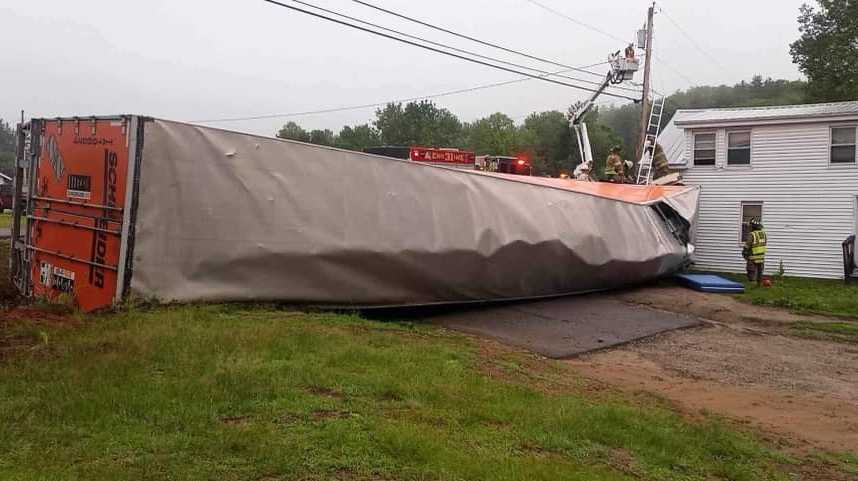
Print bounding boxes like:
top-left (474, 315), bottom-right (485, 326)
top-left (0, 305), bottom-right (795, 481)
top-left (734, 276), bottom-right (858, 318)
top-left (790, 321), bottom-right (858, 344)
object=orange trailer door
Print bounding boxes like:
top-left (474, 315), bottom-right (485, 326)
top-left (26, 117), bottom-right (133, 311)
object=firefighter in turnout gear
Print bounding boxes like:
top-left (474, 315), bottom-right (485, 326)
top-left (605, 146), bottom-right (625, 183)
top-left (651, 143), bottom-right (672, 180)
top-left (743, 217), bottom-right (767, 286)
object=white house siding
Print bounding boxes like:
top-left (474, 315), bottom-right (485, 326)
top-left (681, 122), bottom-right (858, 279)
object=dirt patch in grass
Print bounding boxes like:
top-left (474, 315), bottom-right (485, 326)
top-left (312, 409), bottom-right (352, 420)
top-left (470, 334), bottom-right (596, 397)
top-left (1, 305), bottom-right (75, 324)
top-left (0, 242), bottom-right (75, 358)
top-left (0, 306), bottom-right (78, 360)
top-left (790, 321), bottom-right (858, 344)
top-left (569, 285), bottom-right (858, 455)
top-left (781, 456), bottom-right (858, 481)
top-left (617, 284), bottom-right (838, 327)
top-left (220, 415), bottom-right (252, 427)
top-left (569, 345), bottom-right (858, 454)
top-left (306, 386), bottom-right (346, 399)
top-left (0, 243), bottom-right (19, 308)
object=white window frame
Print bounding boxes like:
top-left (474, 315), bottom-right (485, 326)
top-left (739, 202), bottom-right (763, 244)
top-left (726, 130), bottom-right (752, 166)
top-left (829, 125), bottom-right (857, 166)
top-left (692, 131), bottom-right (717, 167)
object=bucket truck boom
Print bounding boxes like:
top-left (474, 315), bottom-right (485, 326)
top-left (570, 47), bottom-right (640, 180)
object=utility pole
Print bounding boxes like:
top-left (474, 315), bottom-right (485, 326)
top-left (636, 2), bottom-right (655, 161)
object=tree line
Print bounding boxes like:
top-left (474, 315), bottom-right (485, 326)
top-left (275, 75), bottom-right (810, 178)
top-left (277, 101), bottom-right (622, 178)
top-left (599, 76), bottom-right (809, 158)
top-left (0, 120), bottom-right (16, 175)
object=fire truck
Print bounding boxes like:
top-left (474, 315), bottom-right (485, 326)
top-left (476, 155), bottom-right (533, 176)
top-left (363, 146), bottom-right (476, 170)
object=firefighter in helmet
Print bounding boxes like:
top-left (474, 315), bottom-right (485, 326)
top-left (573, 160), bottom-right (593, 181)
top-left (605, 146), bottom-right (625, 183)
top-left (742, 217), bottom-right (767, 286)
top-left (651, 143), bottom-right (672, 180)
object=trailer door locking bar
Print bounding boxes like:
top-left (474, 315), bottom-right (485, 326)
top-left (26, 245), bottom-right (119, 271)
top-left (31, 195), bottom-right (124, 212)
top-left (27, 215), bottom-right (123, 236)
top-left (32, 206), bottom-right (123, 225)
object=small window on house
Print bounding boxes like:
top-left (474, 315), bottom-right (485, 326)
top-left (740, 203), bottom-right (762, 243)
top-left (693, 133), bottom-right (716, 166)
top-left (727, 131), bottom-right (751, 165)
top-left (831, 126), bottom-right (856, 164)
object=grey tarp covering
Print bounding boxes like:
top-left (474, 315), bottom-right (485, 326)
top-left (130, 119), bottom-right (699, 306)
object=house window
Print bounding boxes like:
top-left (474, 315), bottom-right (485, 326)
top-left (727, 131), bottom-right (751, 165)
top-left (831, 126), bottom-right (856, 164)
top-left (693, 133), bottom-right (716, 166)
top-left (740, 203), bottom-right (762, 243)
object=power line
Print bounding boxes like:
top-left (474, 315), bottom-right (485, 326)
top-left (196, 78), bottom-right (531, 123)
top-left (523, 0), bottom-right (628, 45)
top-left (522, 0), bottom-right (696, 87)
top-left (290, 0), bottom-right (640, 94)
top-left (194, 63), bottom-right (614, 124)
top-left (259, 0), bottom-right (640, 100)
top-left (350, 0), bottom-right (605, 78)
top-left (659, 6), bottom-right (726, 71)
top-left (644, 50), bottom-right (695, 88)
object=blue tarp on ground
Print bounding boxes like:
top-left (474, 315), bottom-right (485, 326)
top-left (675, 273), bottom-right (745, 293)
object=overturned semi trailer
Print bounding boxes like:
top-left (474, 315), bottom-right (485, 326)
top-left (10, 116), bottom-right (699, 312)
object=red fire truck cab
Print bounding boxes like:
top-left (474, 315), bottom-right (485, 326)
top-left (364, 146), bottom-right (476, 170)
top-left (476, 156), bottom-right (533, 176)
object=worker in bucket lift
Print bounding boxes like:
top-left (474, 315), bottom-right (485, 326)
top-left (605, 146), bottom-right (625, 183)
top-left (742, 217), bottom-right (767, 286)
top-left (625, 44), bottom-right (635, 59)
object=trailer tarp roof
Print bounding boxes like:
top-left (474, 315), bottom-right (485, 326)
top-left (128, 119), bottom-right (699, 307)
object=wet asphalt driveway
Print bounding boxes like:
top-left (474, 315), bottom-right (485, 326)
top-left (424, 294), bottom-right (701, 359)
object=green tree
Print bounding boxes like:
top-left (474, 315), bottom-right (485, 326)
top-left (464, 113), bottom-right (520, 156)
top-left (309, 129), bottom-right (336, 146)
top-left (276, 121), bottom-right (311, 143)
top-left (596, 104), bottom-right (641, 156)
top-left (569, 108), bottom-right (624, 180)
top-left (336, 124), bottom-right (380, 151)
top-left (0, 120), bottom-right (16, 175)
top-left (374, 101), bottom-right (463, 146)
top-left (600, 77), bottom-right (807, 155)
top-left (790, 0), bottom-right (858, 102)
top-left (586, 123), bottom-right (625, 180)
top-left (519, 111), bottom-right (573, 176)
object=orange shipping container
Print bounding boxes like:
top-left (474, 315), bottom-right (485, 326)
top-left (11, 117), bottom-right (139, 311)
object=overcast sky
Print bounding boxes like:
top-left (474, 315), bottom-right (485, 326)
top-left (2, 0), bottom-right (805, 136)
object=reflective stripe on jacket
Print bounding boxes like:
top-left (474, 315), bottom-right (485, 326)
top-left (605, 154), bottom-right (622, 176)
top-left (748, 230), bottom-right (767, 262)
